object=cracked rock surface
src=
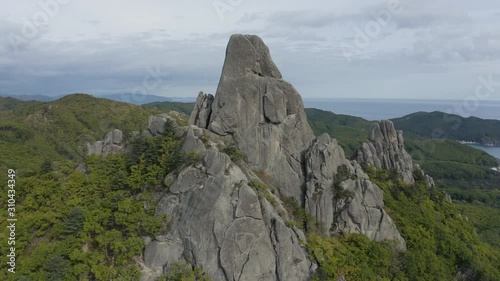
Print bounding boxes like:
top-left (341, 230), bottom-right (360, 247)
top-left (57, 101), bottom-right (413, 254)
top-left (194, 34), bottom-right (315, 202)
top-left (142, 150), bottom-right (311, 281)
top-left (353, 120), bottom-right (415, 183)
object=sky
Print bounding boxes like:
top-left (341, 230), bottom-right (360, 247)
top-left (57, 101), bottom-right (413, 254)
top-left (1, 0), bottom-right (500, 100)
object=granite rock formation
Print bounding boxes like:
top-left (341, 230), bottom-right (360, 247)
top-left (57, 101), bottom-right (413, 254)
top-left (332, 179), bottom-right (407, 251)
top-left (190, 34), bottom-right (315, 201)
top-left (87, 128), bottom-right (124, 156)
top-left (189, 91), bottom-right (214, 129)
top-left (141, 35), bottom-right (410, 279)
top-left (353, 120), bottom-right (435, 188)
top-left (142, 150), bottom-right (312, 281)
top-left (143, 113), bottom-right (177, 137)
top-left (353, 120), bottom-right (415, 183)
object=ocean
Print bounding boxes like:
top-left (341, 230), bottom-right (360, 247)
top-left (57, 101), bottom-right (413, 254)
top-left (303, 98), bottom-right (500, 159)
top-left (303, 98), bottom-right (500, 121)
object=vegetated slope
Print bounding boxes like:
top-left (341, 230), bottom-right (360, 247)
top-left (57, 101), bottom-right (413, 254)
top-left (0, 128), bottom-right (194, 280)
top-left (305, 108), bottom-right (373, 155)
top-left (0, 94), bottom-right (161, 176)
top-left (95, 93), bottom-right (172, 105)
top-left (392, 111), bottom-right (500, 146)
top-left (0, 97), bottom-right (42, 111)
top-left (143, 101), bottom-right (195, 115)
top-left (308, 166), bottom-right (500, 280)
top-left (405, 138), bottom-right (500, 191)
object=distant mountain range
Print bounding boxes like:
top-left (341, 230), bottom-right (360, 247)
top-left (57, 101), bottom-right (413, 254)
top-left (0, 94), bottom-right (56, 102)
top-left (0, 93), bottom-right (180, 105)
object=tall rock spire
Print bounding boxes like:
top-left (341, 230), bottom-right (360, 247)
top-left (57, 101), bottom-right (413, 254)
top-left (354, 120), bottom-right (416, 183)
top-left (192, 34), bottom-right (315, 201)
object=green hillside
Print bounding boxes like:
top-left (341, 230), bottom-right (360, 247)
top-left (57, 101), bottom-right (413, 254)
top-left (393, 111), bottom-right (500, 146)
top-left (0, 94), bottom-right (161, 176)
top-left (143, 101), bottom-right (195, 115)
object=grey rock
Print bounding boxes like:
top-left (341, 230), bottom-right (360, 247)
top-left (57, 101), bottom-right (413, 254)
top-left (142, 236), bottom-right (152, 246)
top-left (304, 134), bottom-right (355, 235)
top-left (181, 125), bottom-right (207, 154)
top-left (144, 238), bottom-right (184, 268)
top-left (142, 150), bottom-right (311, 281)
top-left (189, 92), bottom-right (214, 128)
top-left (354, 120), bottom-right (415, 183)
top-left (147, 114), bottom-right (176, 136)
top-left (202, 34), bottom-right (314, 201)
top-left (87, 129), bottom-right (124, 156)
top-left (332, 179), bottom-right (407, 251)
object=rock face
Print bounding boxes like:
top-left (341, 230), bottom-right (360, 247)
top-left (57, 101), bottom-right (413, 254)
top-left (87, 129), bottom-right (124, 156)
top-left (192, 34), bottom-right (315, 201)
top-left (353, 121), bottom-right (415, 183)
top-left (189, 92), bottom-right (214, 129)
top-left (304, 134), bottom-right (358, 235)
top-left (332, 179), bottom-right (407, 251)
top-left (142, 150), bottom-right (312, 281)
top-left (303, 134), bottom-right (406, 250)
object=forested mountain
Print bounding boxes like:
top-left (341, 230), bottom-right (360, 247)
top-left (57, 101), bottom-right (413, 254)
top-left (1, 35), bottom-right (499, 281)
top-left (392, 111), bottom-right (500, 146)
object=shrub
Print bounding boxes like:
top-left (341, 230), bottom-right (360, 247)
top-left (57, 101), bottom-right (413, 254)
top-left (159, 263), bottom-right (210, 281)
top-left (221, 145), bottom-right (246, 162)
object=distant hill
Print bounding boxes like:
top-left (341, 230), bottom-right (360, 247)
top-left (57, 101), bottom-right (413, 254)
top-left (143, 101), bottom-right (195, 115)
top-left (0, 93), bottom-right (162, 175)
top-left (305, 108), bottom-right (372, 155)
top-left (95, 93), bottom-right (172, 104)
top-left (0, 94), bottom-right (56, 102)
top-left (392, 111), bottom-right (500, 146)
top-left (0, 97), bottom-right (43, 110)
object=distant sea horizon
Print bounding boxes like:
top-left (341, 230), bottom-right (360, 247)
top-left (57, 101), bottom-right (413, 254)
top-left (302, 98), bottom-right (500, 121)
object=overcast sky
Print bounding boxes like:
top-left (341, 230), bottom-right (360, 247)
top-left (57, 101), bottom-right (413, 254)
top-left (1, 0), bottom-right (500, 100)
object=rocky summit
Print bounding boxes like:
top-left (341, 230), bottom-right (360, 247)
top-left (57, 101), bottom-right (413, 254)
top-left (190, 34), bottom-right (315, 202)
top-left (141, 34), bottom-right (422, 280)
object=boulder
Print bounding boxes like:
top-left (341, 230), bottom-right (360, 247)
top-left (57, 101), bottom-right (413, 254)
top-left (147, 114), bottom-right (177, 136)
top-left (87, 129), bottom-right (124, 156)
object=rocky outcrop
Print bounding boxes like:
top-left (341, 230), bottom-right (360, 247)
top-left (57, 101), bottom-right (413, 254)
top-left (353, 121), bottom-right (415, 183)
top-left (193, 34), bottom-right (315, 201)
top-left (141, 150), bottom-right (312, 281)
top-left (303, 134), bottom-right (405, 250)
top-left (141, 35), bottom-right (408, 280)
top-left (304, 134), bottom-right (359, 235)
top-left (332, 179), bottom-right (407, 251)
top-left (143, 113), bottom-right (177, 137)
top-left (87, 129), bottom-right (124, 156)
top-left (189, 92), bottom-right (214, 129)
